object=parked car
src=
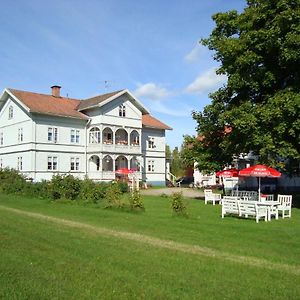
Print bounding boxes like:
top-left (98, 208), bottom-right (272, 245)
top-left (176, 176), bottom-right (194, 188)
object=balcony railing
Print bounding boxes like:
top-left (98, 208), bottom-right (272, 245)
top-left (88, 141), bottom-right (141, 154)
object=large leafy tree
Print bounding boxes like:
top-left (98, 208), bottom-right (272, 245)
top-left (189, 0), bottom-right (300, 174)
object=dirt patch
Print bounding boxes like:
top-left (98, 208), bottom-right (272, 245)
top-left (141, 187), bottom-right (204, 199)
top-left (1, 205), bottom-right (299, 276)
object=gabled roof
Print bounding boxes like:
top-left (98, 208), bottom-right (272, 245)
top-left (78, 89), bottom-right (149, 114)
top-left (77, 90), bottom-right (124, 111)
top-left (142, 114), bottom-right (172, 130)
top-left (7, 89), bottom-right (88, 120)
top-left (1, 88), bottom-right (171, 130)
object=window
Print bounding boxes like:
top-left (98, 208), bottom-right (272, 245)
top-left (148, 160), bottom-right (154, 172)
top-left (119, 104), bottom-right (126, 117)
top-left (0, 158), bottom-right (3, 169)
top-left (48, 127), bottom-right (58, 143)
top-left (70, 157), bottom-right (80, 171)
top-left (18, 128), bottom-right (23, 142)
top-left (8, 106), bottom-right (13, 119)
top-left (148, 137), bottom-right (155, 149)
top-left (0, 132), bottom-right (3, 146)
top-left (48, 156), bottom-right (58, 171)
top-left (89, 127), bottom-right (100, 144)
top-left (71, 129), bottom-right (80, 143)
top-left (17, 157), bottom-right (23, 170)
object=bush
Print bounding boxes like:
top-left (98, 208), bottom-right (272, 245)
top-left (79, 178), bottom-right (109, 203)
top-left (115, 181), bottom-right (129, 193)
top-left (104, 182), bottom-right (123, 208)
top-left (48, 174), bottom-right (81, 201)
top-left (171, 192), bottom-right (188, 217)
top-left (0, 168), bottom-right (27, 194)
top-left (128, 189), bottom-right (145, 211)
top-left (0, 169), bottom-right (131, 207)
top-left (25, 180), bottom-right (50, 199)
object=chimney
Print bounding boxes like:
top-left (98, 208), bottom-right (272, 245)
top-left (51, 85), bottom-right (61, 97)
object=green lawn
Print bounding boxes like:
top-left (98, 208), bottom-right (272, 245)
top-left (1, 193), bottom-right (300, 299)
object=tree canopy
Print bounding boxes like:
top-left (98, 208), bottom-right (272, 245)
top-left (187, 0), bottom-right (300, 174)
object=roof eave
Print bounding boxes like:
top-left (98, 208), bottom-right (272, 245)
top-left (143, 125), bottom-right (172, 131)
top-left (4, 88), bottom-right (31, 112)
top-left (31, 111), bottom-right (89, 121)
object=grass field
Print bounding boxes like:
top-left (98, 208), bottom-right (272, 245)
top-left (1, 193), bottom-right (300, 299)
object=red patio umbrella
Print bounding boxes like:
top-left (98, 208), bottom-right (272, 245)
top-left (216, 168), bottom-right (239, 194)
top-left (216, 168), bottom-right (239, 178)
top-left (239, 164), bottom-right (281, 198)
top-left (115, 168), bottom-right (135, 175)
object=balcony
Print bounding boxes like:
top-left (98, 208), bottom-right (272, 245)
top-left (88, 127), bottom-right (141, 154)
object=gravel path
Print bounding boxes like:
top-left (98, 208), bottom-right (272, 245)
top-left (140, 187), bottom-right (204, 199)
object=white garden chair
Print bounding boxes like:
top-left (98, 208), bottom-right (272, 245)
top-left (204, 189), bottom-right (221, 205)
top-left (277, 195), bottom-right (292, 219)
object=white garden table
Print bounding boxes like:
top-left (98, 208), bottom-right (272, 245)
top-left (257, 201), bottom-right (280, 221)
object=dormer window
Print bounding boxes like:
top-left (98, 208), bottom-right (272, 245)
top-left (8, 106), bottom-right (13, 119)
top-left (119, 104), bottom-right (126, 117)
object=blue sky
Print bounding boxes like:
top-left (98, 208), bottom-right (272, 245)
top-left (0, 0), bottom-right (246, 149)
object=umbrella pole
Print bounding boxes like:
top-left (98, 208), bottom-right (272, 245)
top-left (258, 177), bottom-right (261, 200)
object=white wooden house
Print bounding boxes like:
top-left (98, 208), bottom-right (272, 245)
top-left (0, 86), bottom-right (171, 185)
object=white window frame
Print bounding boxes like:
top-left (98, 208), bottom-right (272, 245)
top-left (89, 128), bottom-right (101, 144)
top-left (147, 160), bottom-right (155, 172)
top-left (71, 129), bottom-right (80, 143)
top-left (18, 128), bottom-right (23, 142)
top-left (17, 156), bottom-right (23, 171)
top-left (119, 104), bottom-right (126, 117)
top-left (70, 157), bottom-right (80, 171)
top-left (8, 106), bottom-right (13, 119)
top-left (48, 156), bottom-right (58, 171)
top-left (148, 137), bottom-right (155, 149)
top-left (0, 132), bottom-right (3, 146)
top-left (48, 127), bottom-right (58, 143)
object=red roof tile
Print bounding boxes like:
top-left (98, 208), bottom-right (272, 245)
top-left (6, 88), bottom-right (171, 130)
top-left (142, 114), bottom-right (172, 130)
top-left (8, 89), bottom-right (88, 120)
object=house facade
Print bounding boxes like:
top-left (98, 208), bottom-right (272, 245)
top-left (0, 86), bottom-right (171, 185)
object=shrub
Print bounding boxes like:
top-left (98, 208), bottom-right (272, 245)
top-left (104, 182), bottom-right (123, 208)
top-left (171, 192), bottom-right (188, 217)
top-left (48, 174), bottom-right (81, 201)
top-left (79, 178), bottom-right (109, 203)
top-left (115, 181), bottom-right (129, 193)
top-left (128, 189), bottom-right (145, 211)
top-left (160, 193), bottom-right (169, 198)
top-left (0, 168), bottom-right (27, 194)
top-left (25, 180), bottom-right (50, 199)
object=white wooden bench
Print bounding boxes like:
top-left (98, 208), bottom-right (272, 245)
top-left (221, 197), bottom-right (239, 218)
top-left (238, 200), bottom-right (268, 223)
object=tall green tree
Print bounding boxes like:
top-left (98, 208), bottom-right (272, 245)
top-left (190, 0), bottom-right (300, 174)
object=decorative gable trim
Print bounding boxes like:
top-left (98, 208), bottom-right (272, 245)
top-left (2, 88), bottom-right (31, 113)
top-left (78, 89), bottom-right (149, 114)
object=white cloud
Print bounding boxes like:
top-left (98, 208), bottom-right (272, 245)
top-left (184, 44), bottom-right (206, 63)
top-left (134, 83), bottom-right (170, 101)
top-left (150, 101), bottom-right (192, 117)
top-left (185, 68), bottom-right (227, 94)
